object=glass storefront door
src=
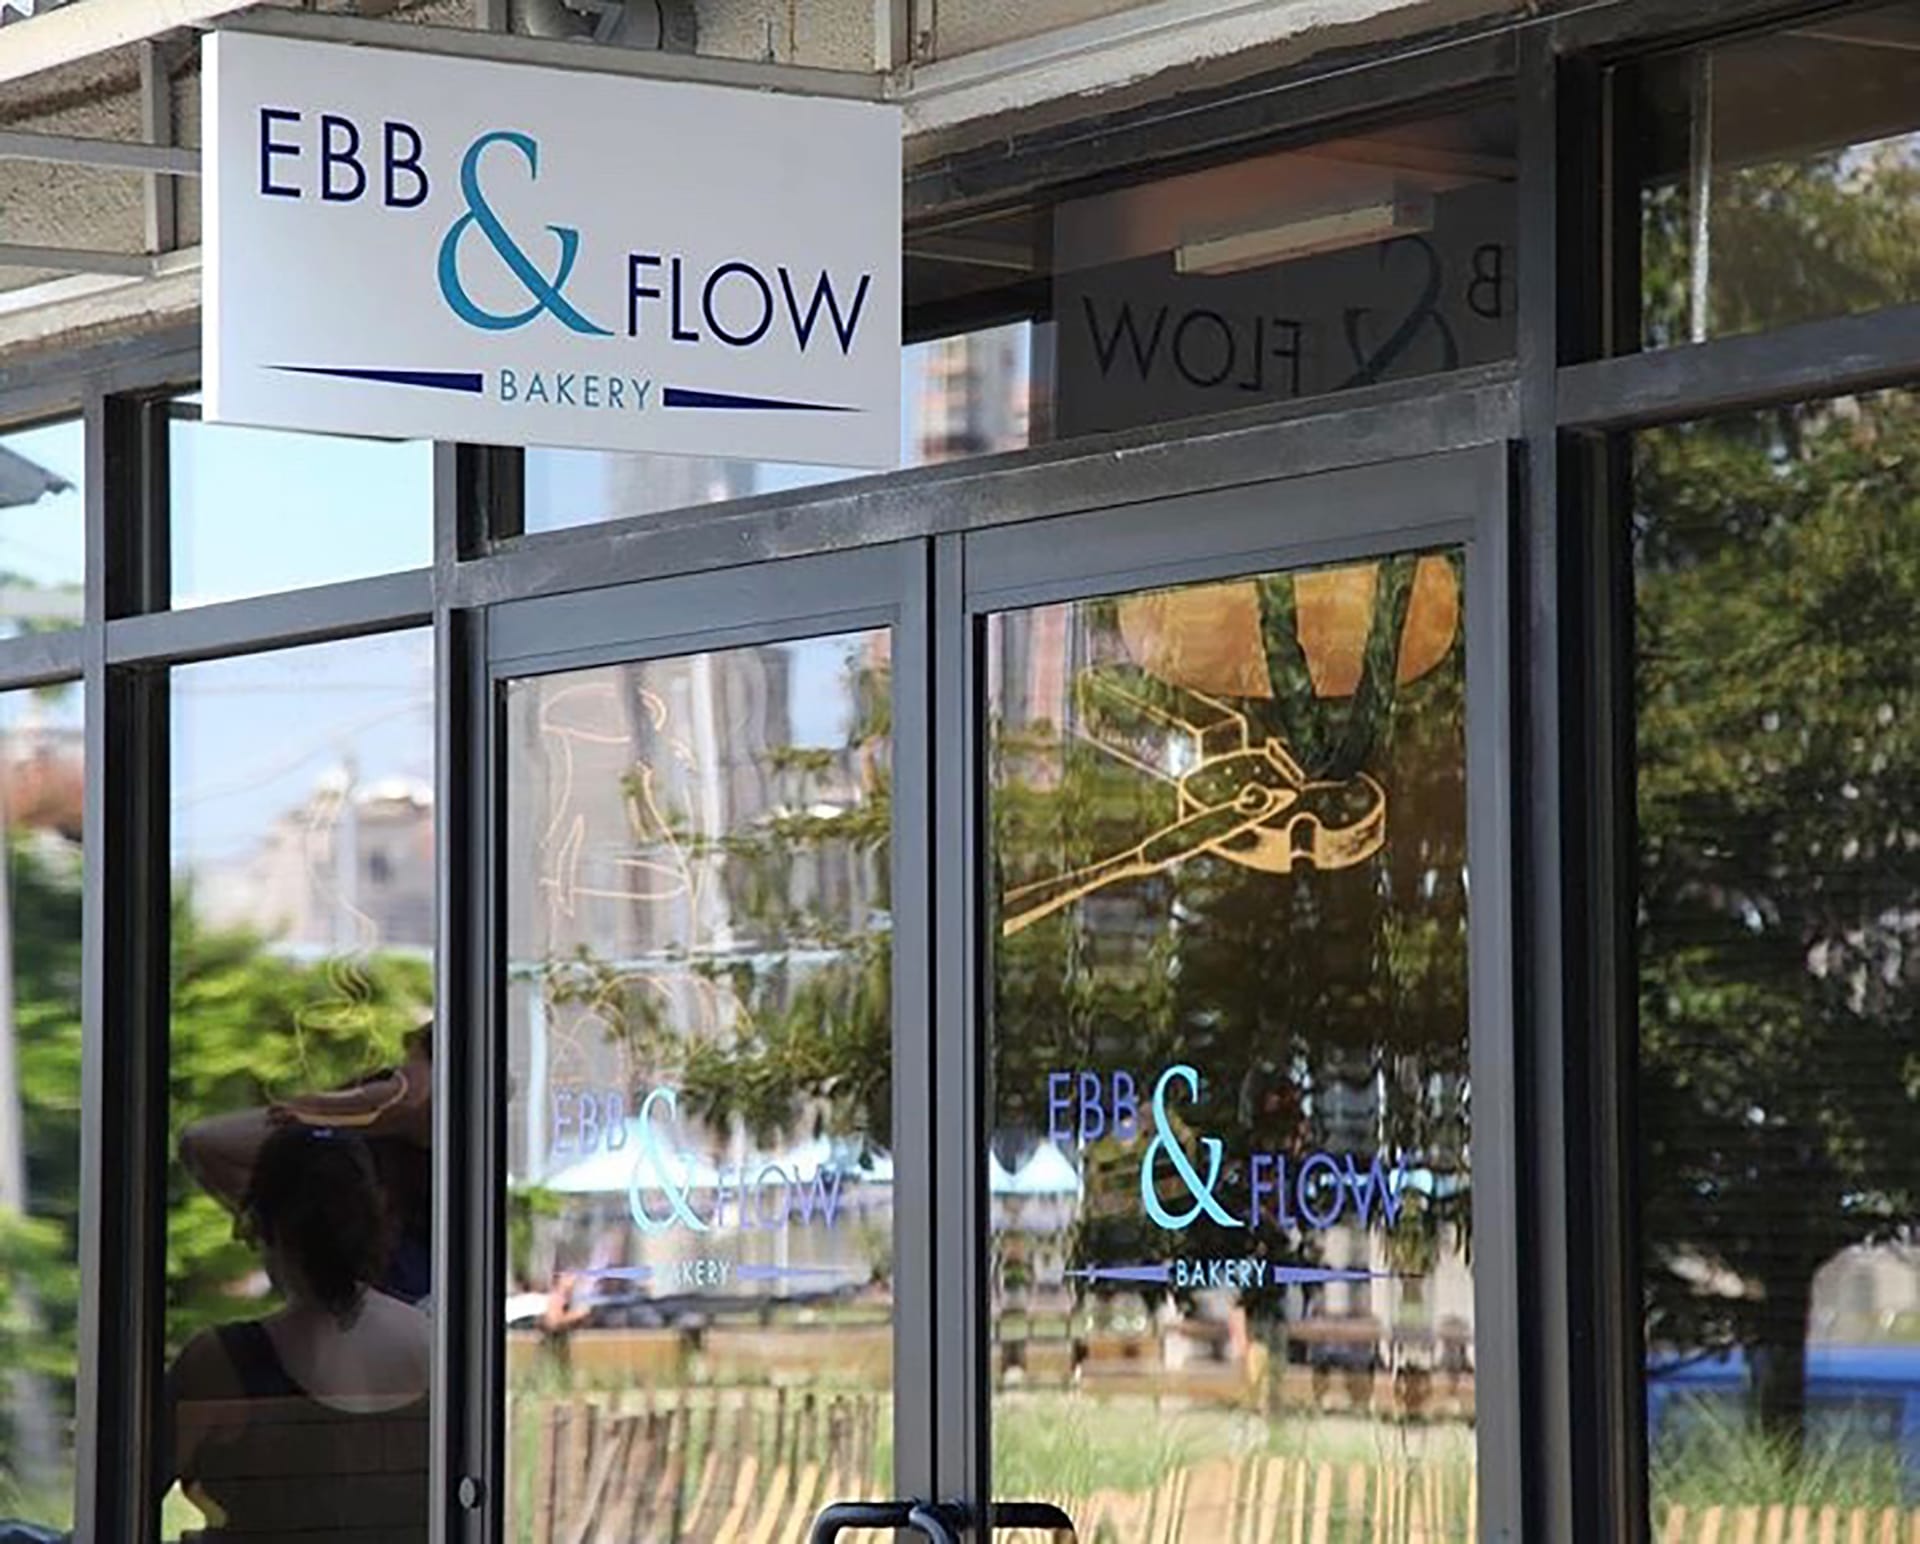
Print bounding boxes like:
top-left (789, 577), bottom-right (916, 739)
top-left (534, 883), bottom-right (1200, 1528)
top-left (960, 450), bottom-right (1518, 1542)
top-left (488, 548), bottom-right (931, 1544)
top-left (476, 450), bottom-right (1516, 1543)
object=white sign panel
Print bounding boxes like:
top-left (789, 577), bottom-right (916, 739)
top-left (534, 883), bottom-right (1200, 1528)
top-left (205, 33), bottom-right (901, 467)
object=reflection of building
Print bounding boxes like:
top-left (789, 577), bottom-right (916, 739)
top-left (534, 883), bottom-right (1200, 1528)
top-left (1816, 1244), bottom-right (1920, 1342)
top-left (0, 441), bottom-right (82, 636)
top-left (593, 447), bottom-right (758, 517)
top-left (507, 644), bottom-right (888, 966)
top-left (916, 327), bottom-right (1029, 463)
top-left (0, 719), bottom-right (81, 839)
top-left (195, 769), bottom-right (436, 954)
top-left (503, 639), bottom-right (892, 1299)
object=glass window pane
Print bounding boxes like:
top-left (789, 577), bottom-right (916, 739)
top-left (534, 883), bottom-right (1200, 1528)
top-left (986, 553), bottom-right (1474, 1534)
top-left (164, 631), bottom-right (433, 1542)
top-left (1631, 2), bottom-right (1920, 348)
top-left (0, 419), bottom-right (84, 637)
top-left (522, 326), bottom-right (1032, 533)
top-left (1636, 389), bottom-right (1920, 1526)
top-left (0, 683), bottom-right (82, 1530)
top-left (502, 632), bottom-right (894, 1540)
top-left (169, 400), bottom-right (432, 608)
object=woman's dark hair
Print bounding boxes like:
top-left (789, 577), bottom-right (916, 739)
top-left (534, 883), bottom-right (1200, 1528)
top-left (244, 1126), bottom-right (392, 1321)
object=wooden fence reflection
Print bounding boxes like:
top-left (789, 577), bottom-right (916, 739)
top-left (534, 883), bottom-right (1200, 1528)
top-left (516, 1392), bottom-right (1920, 1543)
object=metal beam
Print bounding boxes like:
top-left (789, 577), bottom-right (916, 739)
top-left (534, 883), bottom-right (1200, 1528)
top-left (140, 43), bottom-right (182, 257)
top-left (0, 245), bottom-right (153, 279)
top-left (212, 8), bottom-right (886, 99)
top-left (105, 568), bottom-right (433, 666)
top-left (905, 25), bottom-right (1514, 220)
top-left (0, 628), bottom-right (83, 691)
top-left (0, 129), bottom-right (198, 178)
top-left (1557, 302), bottom-right (1920, 429)
top-left (0, 0), bottom-right (257, 87)
top-left (893, 0), bottom-right (1487, 134)
top-left (458, 364), bottom-right (1518, 607)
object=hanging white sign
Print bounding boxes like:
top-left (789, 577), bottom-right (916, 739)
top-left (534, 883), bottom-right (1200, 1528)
top-left (204, 33), bottom-right (902, 467)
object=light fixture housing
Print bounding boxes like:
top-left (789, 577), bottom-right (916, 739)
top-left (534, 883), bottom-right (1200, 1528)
top-left (1175, 188), bottom-right (1436, 277)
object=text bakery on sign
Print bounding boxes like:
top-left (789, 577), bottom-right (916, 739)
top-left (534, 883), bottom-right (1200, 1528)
top-left (203, 33), bottom-right (902, 466)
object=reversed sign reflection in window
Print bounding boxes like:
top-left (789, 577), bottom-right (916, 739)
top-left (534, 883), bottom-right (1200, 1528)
top-left (1052, 147), bottom-right (1515, 437)
top-left (545, 1082), bottom-right (886, 1291)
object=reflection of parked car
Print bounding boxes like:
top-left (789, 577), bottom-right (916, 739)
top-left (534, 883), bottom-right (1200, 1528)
top-left (505, 1278), bottom-right (863, 1330)
top-left (1648, 1346), bottom-right (1920, 1493)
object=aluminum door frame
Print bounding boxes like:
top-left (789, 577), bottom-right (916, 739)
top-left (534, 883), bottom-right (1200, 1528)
top-left (936, 446), bottom-right (1520, 1540)
top-left (463, 541), bottom-right (938, 1540)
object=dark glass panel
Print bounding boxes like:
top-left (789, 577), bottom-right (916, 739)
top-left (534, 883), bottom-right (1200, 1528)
top-left (1636, 389), bottom-right (1920, 1525)
top-left (163, 631), bottom-right (434, 1541)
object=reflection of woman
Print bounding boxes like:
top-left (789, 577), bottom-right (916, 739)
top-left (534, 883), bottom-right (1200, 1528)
top-left (181, 1024), bottom-right (433, 1304)
top-left (164, 1126), bottom-right (429, 1542)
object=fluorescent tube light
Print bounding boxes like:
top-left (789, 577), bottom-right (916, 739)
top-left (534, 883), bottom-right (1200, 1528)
top-left (1175, 190), bottom-right (1435, 276)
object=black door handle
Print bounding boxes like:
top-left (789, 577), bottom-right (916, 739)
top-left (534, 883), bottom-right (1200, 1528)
top-left (990, 1501), bottom-right (1077, 1533)
top-left (807, 1497), bottom-right (1077, 1541)
top-left (808, 1499), bottom-right (962, 1544)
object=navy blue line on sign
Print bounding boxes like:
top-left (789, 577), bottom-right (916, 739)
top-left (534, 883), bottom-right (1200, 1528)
top-left (1271, 1266), bottom-right (1395, 1286)
top-left (1064, 1264), bottom-right (1175, 1286)
top-left (661, 386), bottom-right (856, 412)
top-left (272, 365), bottom-right (485, 394)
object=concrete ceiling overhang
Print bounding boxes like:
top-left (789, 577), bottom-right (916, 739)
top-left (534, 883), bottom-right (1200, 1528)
top-left (0, 0), bottom-right (1531, 360)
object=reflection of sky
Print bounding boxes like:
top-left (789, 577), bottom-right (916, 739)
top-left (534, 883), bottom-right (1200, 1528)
top-left (0, 679), bottom-right (82, 734)
top-left (783, 635), bottom-right (867, 747)
top-left (0, 419), bottom-right (85, 594)
top-left (171, 419), bottom-right (434, 608)
top-left (171, 632), bottom-right (855, 872)
top-left (171, 630), bottom-right (434, 870)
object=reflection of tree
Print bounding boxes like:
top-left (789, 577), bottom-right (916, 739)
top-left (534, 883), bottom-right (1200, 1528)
top-left (1, 846), bottom-right (430, 1493)
top-left (166, 902), bottom-right (429, 1351)
top-left (1643, 138), bottom-right (1920, 347)
top-left (680, 666), bottom-right (894, 1148)
top-left (1636, 115), bottom-right (1920, 1461)
top-left (0, 830), bottom-right (81, 1504)
top-left (1637, 390), bottom-right (1920, 1456)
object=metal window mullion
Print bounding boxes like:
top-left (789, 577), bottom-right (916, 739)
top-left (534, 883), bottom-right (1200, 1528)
top-left (1570, 428), bottom-right (1649, 1538)
top-left (1516, 23), bottom-right (1598, 1544)
top-left (0, 632), bottom-right (85, 691)
top-left (1559, 303), bottom-right (1920, 430)
top-left (890, 538), bottom-right (938, 1507)
top-left (74, 390), bottom-right (171, 1544)
top-left (431, 438), bottom-right (494, 1544)
top-left (432, 603), bottom-right (494, 1544)
top-left (930, 535), bottom-right (984, 1521)
top-left (105, 569), bottom-right (435, 666)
